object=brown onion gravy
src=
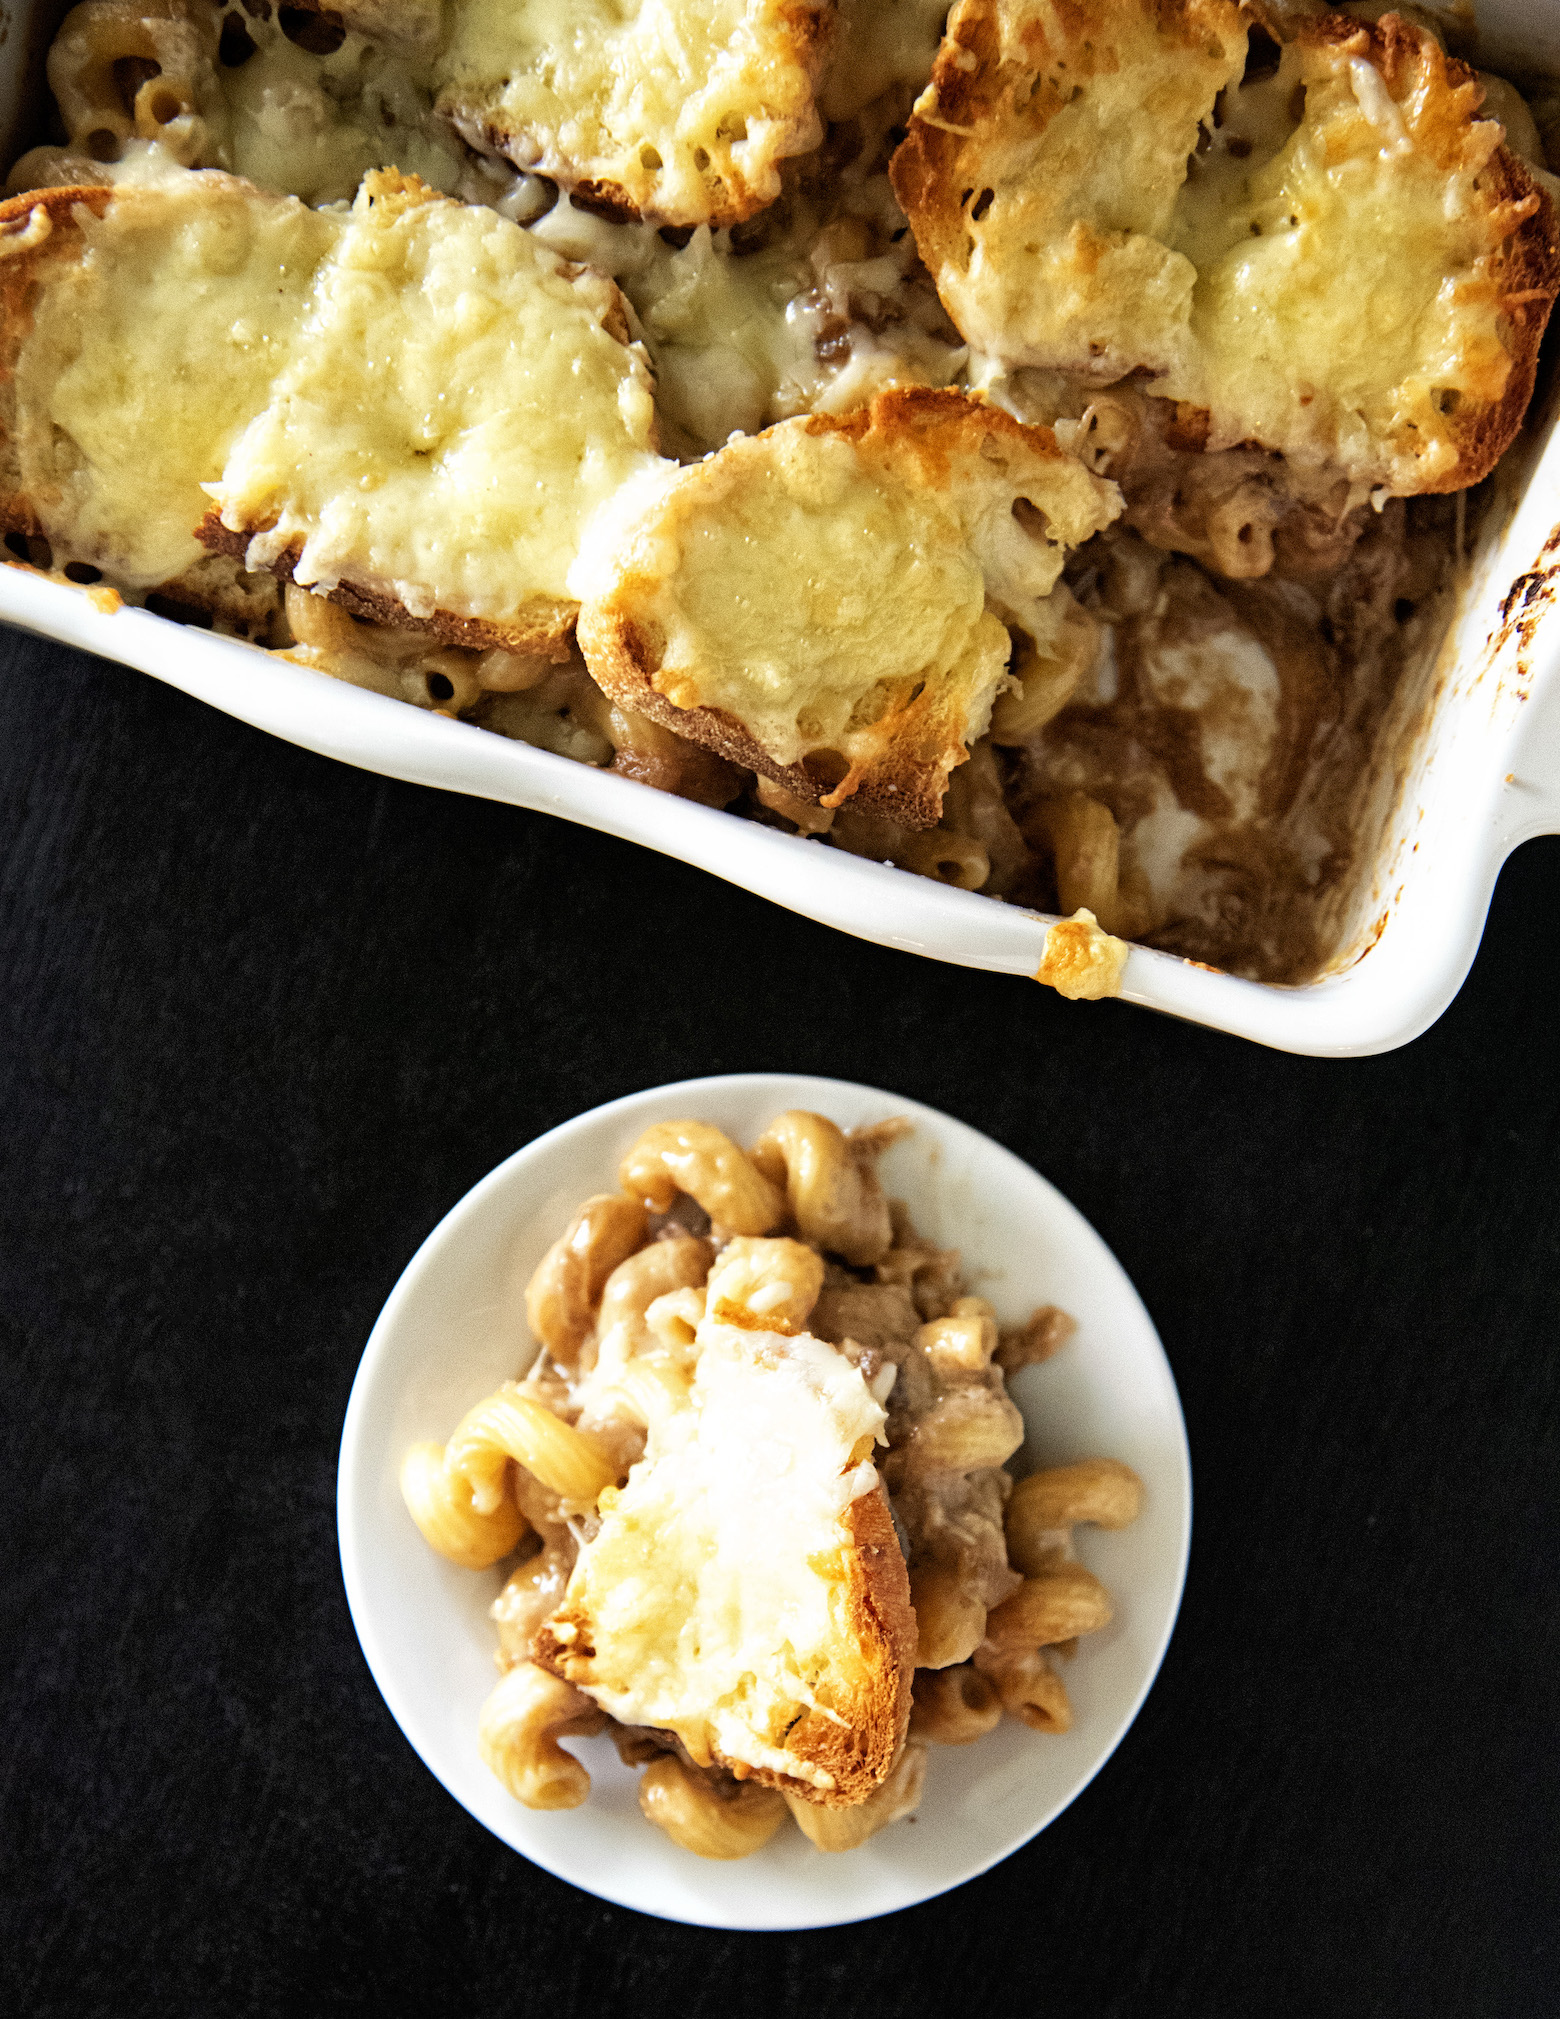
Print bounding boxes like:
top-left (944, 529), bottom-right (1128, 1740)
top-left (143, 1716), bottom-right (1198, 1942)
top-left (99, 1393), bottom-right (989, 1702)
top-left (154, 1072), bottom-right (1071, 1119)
top-left (1010, 498), bottom-right (1459, 982)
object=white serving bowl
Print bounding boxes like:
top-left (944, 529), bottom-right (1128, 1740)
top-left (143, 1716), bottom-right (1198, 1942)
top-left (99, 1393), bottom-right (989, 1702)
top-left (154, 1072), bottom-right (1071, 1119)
top-left (5, 1), bottom-right (1556, 1057)
top-left (336, 1072), bottom-right (1192, 1930)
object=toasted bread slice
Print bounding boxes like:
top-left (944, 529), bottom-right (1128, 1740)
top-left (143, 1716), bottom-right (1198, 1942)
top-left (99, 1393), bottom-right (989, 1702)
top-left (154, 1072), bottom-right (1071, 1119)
top-left (892, 1), bottom-right (1560, 494)
top-left (199, 170), bottom-right (661, 657)
top-left (577, 387), bottom-right (1120, 827)
top-left (434, 0), bottom-right (832, 227)
top-left (533, 1317), bottom-right (915, 1807)
top-left (0, 176), bottom-right (335, 611)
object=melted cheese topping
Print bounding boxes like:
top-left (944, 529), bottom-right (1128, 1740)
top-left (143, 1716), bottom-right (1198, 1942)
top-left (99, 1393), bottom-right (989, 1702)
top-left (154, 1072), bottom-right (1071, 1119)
top-left (820, 0), bottom-right (952, 124)
top-left (917, 0), bottom-right (1247, 381)
top-left (910, 0), bottom-right (1537, 492)
top-left (604, 423), bottom-right (1009, 763)
top-left (14, 177), bottom-right (337, 589)
top-left (580, 398), bottom-right (1117, 778)
top-left (213, 175), bottom-right (662, 622)
top-left (435, 0), bottom-right (828, 225)
top-left (550, 1317), bottom-right (886, 1787)
top-left (1162, 43), bottom-right (1515, 487)
top-left (1034, 907), bottom-right (1129, 998)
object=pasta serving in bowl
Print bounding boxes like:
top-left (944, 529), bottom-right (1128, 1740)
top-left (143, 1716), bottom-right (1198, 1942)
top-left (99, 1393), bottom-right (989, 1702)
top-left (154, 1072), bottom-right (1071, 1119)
top-left (337, 1074), bottom-right (1191, 1928)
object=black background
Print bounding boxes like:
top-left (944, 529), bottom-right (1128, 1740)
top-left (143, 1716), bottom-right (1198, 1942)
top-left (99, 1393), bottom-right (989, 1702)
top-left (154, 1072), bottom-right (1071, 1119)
top-left (3, 628), bottom-right (1556, 2018)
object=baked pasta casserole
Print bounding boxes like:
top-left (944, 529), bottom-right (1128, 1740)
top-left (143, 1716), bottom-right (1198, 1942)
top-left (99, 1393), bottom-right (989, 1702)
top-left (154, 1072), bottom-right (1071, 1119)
top-left (4, 0), bottom-right (1559, 982)
top-left (399, 1109), bottom-right (1144, 1856)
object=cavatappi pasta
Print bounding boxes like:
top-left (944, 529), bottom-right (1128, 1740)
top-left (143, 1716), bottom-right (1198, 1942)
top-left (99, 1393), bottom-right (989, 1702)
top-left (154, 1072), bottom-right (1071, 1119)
top-left (8, 0), bottom-right (1557, 982)
top-left (399, 1109), bottom-right (1145, 1858)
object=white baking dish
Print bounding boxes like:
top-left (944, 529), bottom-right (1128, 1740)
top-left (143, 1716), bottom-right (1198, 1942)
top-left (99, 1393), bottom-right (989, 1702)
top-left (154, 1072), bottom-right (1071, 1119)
top-left (4, 0), bottom-right (1558, 1056)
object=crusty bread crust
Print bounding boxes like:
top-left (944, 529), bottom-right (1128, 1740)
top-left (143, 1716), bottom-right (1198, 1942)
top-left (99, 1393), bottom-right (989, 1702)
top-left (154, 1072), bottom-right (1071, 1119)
top-left (890, 0), bottom-right (1245, 297)
top-left (1283, 9), bottom-right (1560, 493)
top-left (581, 386), bottom-right (1119, 830)
top-left (0, 183), bottom-right (277, 626)
top-left (0, 185), bottom-right (112, 543)
top-left (533, 1477), bottom-right (914, 1809)
top-left (891, 1), bottom-right (1560, 494)
top-left (196, 511), bottom-right (578, 660)
top-left (583, 604), bottom-right (944, 818)
top-left (438, 0), bottom-right (833, 229)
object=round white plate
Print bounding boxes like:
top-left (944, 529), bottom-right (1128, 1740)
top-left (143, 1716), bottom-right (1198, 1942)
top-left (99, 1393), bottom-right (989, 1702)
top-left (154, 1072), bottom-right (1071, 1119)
top-left (337, 1073), bottom-right (1192, 1930)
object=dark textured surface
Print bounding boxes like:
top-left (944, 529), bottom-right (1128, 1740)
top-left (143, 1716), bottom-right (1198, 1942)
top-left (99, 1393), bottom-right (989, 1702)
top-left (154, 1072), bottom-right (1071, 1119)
top-left (2, 628), bottom-right (1557, 2018)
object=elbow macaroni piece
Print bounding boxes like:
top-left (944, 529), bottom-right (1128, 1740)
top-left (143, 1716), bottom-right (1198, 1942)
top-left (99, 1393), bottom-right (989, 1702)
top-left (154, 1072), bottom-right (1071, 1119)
top-left (988, 589), bottom-right (1100, 743)
top-left (909, 1562), bottom-right (988, 1671)
top-left (705, 1235), bottom-right (824, 1331)
top-left (618, 1120), bottom-right (784, 1233)
top-left (896, 1385), bottom-right (1026, 1479)
top-left (918, 1307), bottom-right (1000, 1379)
top-left (597, 1234), bottom-right (712, 1352)
top-left (782, 1741), bottom-right (928, 1850)
top-left (445, 1382), bottom-right (619, 1510)
top-left (748, 1110), bottom-right (894, 1266)
top-left (973, 1645), bottom-right (1073, 1733)
top-left (637, 1754), bottom-right (789, 1859)
top-left (1006, 1458), bottom-right (1145, 1576)
top-left (911, 1662), bottom-right (1004, 1745)
top-left (984, 1565), bottom-right (1114, 1651)
top-left (399, 1438), bottom-right (527, 1569)
top-left (479, 1662), bottom-right (603, 1809)
top-left (642, 1284), bottom-right (706, 1355)
top-left (1029, 791), bottom-right (1127, 932)
top-left (47, 0), bottom-right (225, 168)
top-left (524, 1191), bottom-right (649, 1361)
top-left (892, 827), bottom-right (990, 892)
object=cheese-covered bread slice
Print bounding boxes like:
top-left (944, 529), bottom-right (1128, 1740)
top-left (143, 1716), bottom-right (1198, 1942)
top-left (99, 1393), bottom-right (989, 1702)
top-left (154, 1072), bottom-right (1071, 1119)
top-left (0, 175), bottom-right (335, 606)
top-left (577, 388), bottom-right (1120, 828)
top-left (892, 1), bottom-right (1560, 494)
top-left (200, 170), bottom-right (661, 655)
top-left (434, 0), bottom-right (832, 227)
top-left (533, 1317), bottom-right (915, 1806)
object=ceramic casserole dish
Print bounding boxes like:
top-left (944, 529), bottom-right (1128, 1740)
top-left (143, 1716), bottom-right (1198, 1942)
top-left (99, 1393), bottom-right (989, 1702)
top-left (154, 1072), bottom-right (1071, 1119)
top-left (2, 0), bottom-right (1557, 1055)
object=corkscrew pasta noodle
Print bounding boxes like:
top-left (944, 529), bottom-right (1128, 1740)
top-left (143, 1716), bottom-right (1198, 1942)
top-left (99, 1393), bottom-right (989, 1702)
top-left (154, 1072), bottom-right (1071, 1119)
top-left (618, 1121), bottom-right (783, 1232)
top-left (637, 1755), bottom-right (789, 1859)
top-left (444, 1383), bottom-right (619, 1508)
top-left (478, 1663), bottom-right (603, 1810)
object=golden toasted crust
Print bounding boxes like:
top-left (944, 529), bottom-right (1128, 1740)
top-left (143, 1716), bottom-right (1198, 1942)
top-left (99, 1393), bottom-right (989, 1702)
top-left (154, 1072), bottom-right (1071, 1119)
top-left (193, 167), bottom-right (655, 660)
top-left (772, 1482), bottom-right (916, 1806)
top-left (582, 606), bottom-right (931, 816)
top-left (533, 1480), bottom-right (914, 1809)
top-left (892, 1), bottom-right (1560, 493)
top-left (436, 0), bottom-right (834, 229)
top-left (1034, 907), bottom-right (1129, 999)
top-left (195, 512), bottom-right (577, 659)
top-left (1288, 10), bottom-right (1560, 492)
top-left (0, 186), bottom-right (111, 541)
top-left (580, 386), bottom-right (1120, 830)
top-left (891, 0), bottom-right (1247, 320)
top-left (0, 184), bottom-right (276, 626)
